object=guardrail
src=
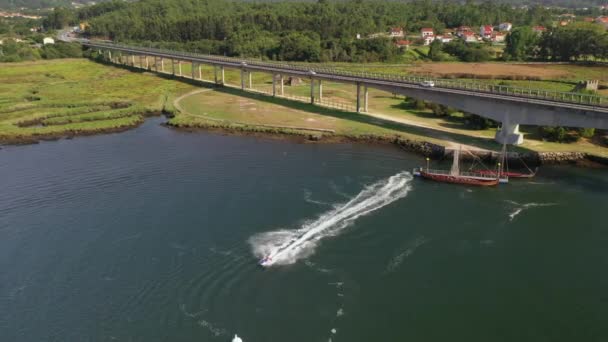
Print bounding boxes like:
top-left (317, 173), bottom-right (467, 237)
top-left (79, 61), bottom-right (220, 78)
top-left (82, 40), bottom-right (608, 109)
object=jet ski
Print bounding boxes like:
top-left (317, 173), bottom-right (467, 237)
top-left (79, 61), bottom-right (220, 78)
top-left (258, 256), bottom-right (272, 267)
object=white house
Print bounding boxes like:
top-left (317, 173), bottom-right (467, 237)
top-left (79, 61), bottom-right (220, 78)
top-left (462, 31), bottom-right (478, 43)
top-left (532, 26), bottom-right (547, 35)
top-left (389, 27), bottom-right (404, 38)
top-left (420, 28), bottom-right (434, 38)
top-left (480, 25), bottom-right (493, 39)
top-left (492, 32), bottom-right (506, 43)
top-left (498, 22), bottom-right (513, 31)
top-left (435, 35), bottom-right (453, 43)
top-left (43, 37), bottom-right (55, 45)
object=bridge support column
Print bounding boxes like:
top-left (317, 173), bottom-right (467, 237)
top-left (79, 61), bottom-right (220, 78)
top-left (356, 82), bottom-right (362, 113)
top-left (198, 64), bottom-right (202, 80)
top-left (272, 74), bottom-right (277, 96)
top-left (495, 115), bottom-right (524, 145)
top-left (154, 57), bottom-right (158, 72)
top-left (178, 61), bottom-right (182, 77)
top-left (310, 78), bottom-right (315, 104)
top-left (248, 71), bottom-right (252, 89)
top-left (318, 80), bottom-right (323, 102)
top-left (145, 56), bottom-right (149, 70)
top-left (171, 60), bottom-right (175, 75)
top-left (220, 66), bottom-right (225, 85)
top-left (363, 86), bottom-right (369, 112)
top-left (131, 55), bottom-right (135, 67)
top-left (107, 51), bottom-right (112, 62)
top-left (191, 62), bottom-right (196, 80)
top-left (160, 58), bottom-right (164, 73)
top-left (280, 75), bottom-right (284, 96)
top-left (241, 69), bottom-right (245, 90)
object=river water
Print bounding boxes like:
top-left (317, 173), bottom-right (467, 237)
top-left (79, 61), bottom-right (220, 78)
top-left (1, 118), bottom-right (607, 342)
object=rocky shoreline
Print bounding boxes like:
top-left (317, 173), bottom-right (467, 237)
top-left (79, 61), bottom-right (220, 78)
top-left (165, 120), bottom-right (608, 168)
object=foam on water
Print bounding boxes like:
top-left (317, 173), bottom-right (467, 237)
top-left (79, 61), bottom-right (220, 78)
top-left (249, 172), bottom-right (413, 266)
top-left (385, 236), bottom-right (430, 273)
top-left (506, 200), bottom-right (558, 221)
top-left (303, 189), bottom-right (332, 206)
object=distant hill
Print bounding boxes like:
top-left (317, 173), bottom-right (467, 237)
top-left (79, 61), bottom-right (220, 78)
top-left (0, 0), bottom-right (101, 10)
top-left (2, 0), bottom-right (608, 10)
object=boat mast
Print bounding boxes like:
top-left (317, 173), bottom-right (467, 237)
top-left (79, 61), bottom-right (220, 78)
top-left (499, 143), bottom-right (507, 177)
top-left (450, 147), bottom-right (460, 176)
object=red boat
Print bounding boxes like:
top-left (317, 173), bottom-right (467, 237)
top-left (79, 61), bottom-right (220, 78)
top-left (416, 170), bottom-right (501, 186)
top-left (475, 169), bottom-right (537, 179)
top-left (413, 148), bottom-right (508, 186)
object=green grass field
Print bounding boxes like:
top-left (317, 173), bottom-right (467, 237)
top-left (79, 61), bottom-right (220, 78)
top-left (0, 59), bottom-right (195, 143)
top-left (172, 74), bottom-right (608, 157)
top-left (2, 58), bottom-right (607, 157)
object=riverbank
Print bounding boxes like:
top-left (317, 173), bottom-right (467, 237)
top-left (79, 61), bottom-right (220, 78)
top-left (169, 86), bottom-right (608, 167)
top-left (167, 119), bottom-right (608, 168)
top-left (2, 59), bottom-right (607, 167)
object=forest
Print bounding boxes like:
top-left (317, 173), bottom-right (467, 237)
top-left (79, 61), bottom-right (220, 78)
top-left (40, 0), bottom-right (604, 63)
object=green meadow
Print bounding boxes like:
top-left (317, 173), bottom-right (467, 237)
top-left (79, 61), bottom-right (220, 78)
top-left (0, 59), bottom-right (195, 143)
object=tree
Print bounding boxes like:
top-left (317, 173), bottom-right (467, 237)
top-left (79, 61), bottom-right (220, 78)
top-left (504, 26), bottom-right (539, 60)
top-left (43, 6), bottom-right (76, 30)
top-left (539, 22), bottom-right (608, 61)
top-left (428, 39), bottom-right (443, 61)
top-left (278, 32), bottom-right (321, 62)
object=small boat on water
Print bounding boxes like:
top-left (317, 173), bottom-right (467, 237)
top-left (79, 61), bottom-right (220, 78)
top-left (413, 147), bottom-right (508, 186)
top-left (258, 256), bottom-right (272, 267)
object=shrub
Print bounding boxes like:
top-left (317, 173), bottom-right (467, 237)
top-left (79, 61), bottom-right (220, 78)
top-left (578, 128), bottom-right (595, 139)
top-left (463, 113), bottom-right (498, 130)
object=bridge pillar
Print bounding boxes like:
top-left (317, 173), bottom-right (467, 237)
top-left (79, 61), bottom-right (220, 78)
top-left (145, 56), bottom-right (149, 70)
top-left (310, 78), bottom-right (315, 104)
top-left (160, 58), bottom-right (164, 73)
top-left (495, 115), bottom-right (524, 145)
top-left (280, 75), bottom-right (284, 96)
top-left (107, 51), bottom-right (112, 62)
top-left (241, 69), bottom-right (245, 90)
top-left (198, 64), bottom-right (202, 80)
top-left (364, 86), bottom-right (369, 112)
top-left (178, 61), bottom-right (182, 77)
top-left (191, 62), bottom-right (196, 80)
top-left (131, 55), bottom-right (135, 67)
top-left (248, 71), bottom-right (252, 89)
top-left (171, 60), bottom-right (175, 75)
top-left (272, 74), bottom-right (277, 96)
top-left (318, 80), bottom-right (323, 102)
top-left (356, 82), bottom-right (361, 113)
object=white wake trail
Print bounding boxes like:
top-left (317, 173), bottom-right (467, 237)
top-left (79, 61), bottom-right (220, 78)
top-left (249, 171), bottom-right (413, 267)
top-left (506, 200), bottom-right (558, 221)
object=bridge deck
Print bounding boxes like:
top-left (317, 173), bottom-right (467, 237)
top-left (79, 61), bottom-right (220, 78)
top-left (82, 41), bottom-right (608, 114)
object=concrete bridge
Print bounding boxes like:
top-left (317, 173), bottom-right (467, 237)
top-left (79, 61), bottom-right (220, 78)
top-left (81, 40), bottom-right (608, 145)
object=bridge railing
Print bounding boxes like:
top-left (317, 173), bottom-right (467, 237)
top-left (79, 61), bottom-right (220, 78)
top-left (85, 41), bottom-right (608, 108)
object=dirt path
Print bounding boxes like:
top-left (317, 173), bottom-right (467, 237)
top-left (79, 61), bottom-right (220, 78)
top-left (173, 88), bottom-right (213, 114)
top-left (175, 87), bottom-right (491, 152)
